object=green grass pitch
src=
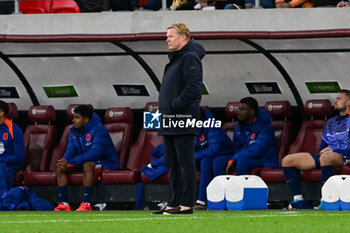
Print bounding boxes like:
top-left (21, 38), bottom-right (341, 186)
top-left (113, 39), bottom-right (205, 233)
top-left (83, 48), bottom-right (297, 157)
top-left (0, 210), bottom-right (349, 233)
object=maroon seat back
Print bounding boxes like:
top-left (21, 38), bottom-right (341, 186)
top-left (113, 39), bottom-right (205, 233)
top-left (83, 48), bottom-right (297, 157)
top-left (126, 102), bottom-right (163, 170)
top-left (126, 129), bottom-right (163, 170)
top-left (144, 102), bottom-right (159, 112)
top-left (49, 104), bottom-right (93, 172)
top-left (104, 107), bottom-right (133, 170)
top-left (23, 105), bottom-right (56, 172)
top-left (265, 101), bottom-right (294, 166)
top-left (288, 99), bottom-right (333, 155)
top-left (49, 125), bottom-right (71, 172)
top-left (7, 103), bottom-right (18, 121)
top-left (223, 102), bottom-right (239, 140)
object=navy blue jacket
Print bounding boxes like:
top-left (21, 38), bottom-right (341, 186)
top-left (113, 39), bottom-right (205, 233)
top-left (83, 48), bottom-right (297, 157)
top-left (64, 113), bottom-right (119, 170)
top-left (141, 145), bottom-right (168, 180)
top-left (195, 109), bottom-right (233, 160)
top-left (231, 108), bottom-right (278, 168)
top-left (318, 114), bottom-right (350, 160)
top-left (158, 39), bottom-right (205, 136)
top-left (0, 119), bottom-right (24, 169)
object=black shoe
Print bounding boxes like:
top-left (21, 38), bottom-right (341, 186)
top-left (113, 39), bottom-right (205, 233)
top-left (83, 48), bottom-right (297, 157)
top-left (193, 203), bottom-right (207, 210)
top-left (179, 208), bottom-right (193, 214)
top-left (163, 208), bottom-right (193, 215)
top-left (152, 206), bottom-right (179, 215)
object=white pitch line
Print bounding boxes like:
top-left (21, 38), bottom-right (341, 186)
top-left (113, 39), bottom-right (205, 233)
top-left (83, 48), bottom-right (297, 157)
top-left (0, 216), bottom-right (204, 224)
top-left (0, 212), bottom-right (348, 224)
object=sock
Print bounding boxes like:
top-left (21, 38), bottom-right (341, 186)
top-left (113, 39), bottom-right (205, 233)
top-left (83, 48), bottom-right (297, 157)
top-left (83, 186), bottom-right (92, 203)
top-left (58, 186), bottom-right (68, 203)
top-left (196, 200), bottom-right (206, 205)
top-left (282, 167), bottom-right (302, 196)
top-left (293, 195), bottom-right (303, 201)
top-left (321, 165), bottom-right (333, 183)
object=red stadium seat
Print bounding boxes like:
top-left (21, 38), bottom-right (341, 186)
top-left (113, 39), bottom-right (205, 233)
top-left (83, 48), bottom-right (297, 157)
top-left (104, 107), bottom-right (133, 170)
top-left (144, 102), bottom-right (159, 112)
top-left (24, 104), bottom-right (92, 185)
top-left (50, 0), bottom-right (81, 13)
top-left (264, 101), bottom-right (294, 165)
top-left (222, 102), bottom-right (239, 140)
top-left (341, 166), bottom-right (350, 175)
top-left (102, 102), bottom-right (163, 184)
top-left (261, 99), bottom-right (333, 183)
top-left (7, 103), bottom-right (18, 121)
top-left (19, 0), bottom-right (52, 14)
top-left (21, 106), bottom-right (57, 185)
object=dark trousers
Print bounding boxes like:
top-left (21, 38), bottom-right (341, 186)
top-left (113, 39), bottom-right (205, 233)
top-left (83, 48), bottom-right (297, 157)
top-left (0, 162), bottom-right (16, 196)
top-left (164, 135), bottom-right (196, 207)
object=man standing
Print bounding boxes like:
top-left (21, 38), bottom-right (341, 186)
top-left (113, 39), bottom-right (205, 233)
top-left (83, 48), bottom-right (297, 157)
top-left (155, 23), bottom-right (205, 215)
top-left (282, 90), bottom-right (350, 209)
top-left (0, 101), bottom-right (24, 196)
top-left (213, 97), bottom-right (278, 176)
top-left (54, 105), bottom-right (119, 211)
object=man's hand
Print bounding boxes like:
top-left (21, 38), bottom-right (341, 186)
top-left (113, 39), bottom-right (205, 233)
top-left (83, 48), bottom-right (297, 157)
top-left (57, 158), bottom-right (68, 171)
top-left (319, 147), bottom-right (333, 156)
top-left (280, 2), bottom-right (291, 7)
top-left (275, 1), bottom-right (284, 7)
top-left (337, 1), bottom-right (349, 7)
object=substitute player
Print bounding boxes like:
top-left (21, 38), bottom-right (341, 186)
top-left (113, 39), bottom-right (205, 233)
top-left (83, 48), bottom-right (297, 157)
top-left (282, 90), bottom-right (350, 209)
top-left (0, 100), bottom-right (24, 196)
top-left (54, 105), bottom-right (119, 211)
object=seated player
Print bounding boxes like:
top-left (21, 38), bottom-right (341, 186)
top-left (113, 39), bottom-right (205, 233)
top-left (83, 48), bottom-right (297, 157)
top-left (193, 108), bottom-right (233, 210)
top-left (282, 90), bottom-right (350, 209)
top-left (213, 97), bottom-right (278, 177)
top-left (0, 101), bottom-right (24, 196)
top-left (54, 105), bottom-right (120, 211)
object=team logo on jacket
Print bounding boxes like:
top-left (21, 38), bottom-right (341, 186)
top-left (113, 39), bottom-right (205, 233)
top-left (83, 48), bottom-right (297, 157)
top-left (3, 133), bottom-right (8, 141)
top-left (250, 133), bottom-right (255, 139)
top-left (200, 134), bottom-right (205, 141)
top-left (86, 133), bottom-right (91, 142)
top-left (0, 142), bottom-right (4, 154)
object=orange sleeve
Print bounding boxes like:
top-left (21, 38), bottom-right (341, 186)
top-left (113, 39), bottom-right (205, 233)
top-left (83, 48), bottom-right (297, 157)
top-left (4, 118), bottom-right (13, 139)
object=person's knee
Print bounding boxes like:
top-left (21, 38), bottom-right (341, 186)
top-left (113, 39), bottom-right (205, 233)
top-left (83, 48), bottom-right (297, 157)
top-left (235, 158), bottom-right (250, 175)
top-left (56, 166), bottom-right (67, 176)
top-left (282, 155), bottom-right (297, 167)
top-left (320, 152), bottom-right (342, 166)
top-left (83, 162), bottom-right (95, 173)
top-left (201, 157), bottom-right (214, 168)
